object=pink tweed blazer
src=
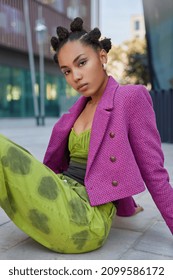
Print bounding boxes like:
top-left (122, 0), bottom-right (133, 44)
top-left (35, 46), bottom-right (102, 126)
top-left (43, 76), bottom-right (173, 234)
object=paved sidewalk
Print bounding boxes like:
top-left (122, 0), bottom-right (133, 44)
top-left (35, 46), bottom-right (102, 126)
top-left (0, 118), bottom-right (173, 260)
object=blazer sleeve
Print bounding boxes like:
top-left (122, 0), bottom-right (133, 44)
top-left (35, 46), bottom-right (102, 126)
top-left (128, 85), bottom-right (173, 234)
top-left (43, 121), bottom-right (69, 173)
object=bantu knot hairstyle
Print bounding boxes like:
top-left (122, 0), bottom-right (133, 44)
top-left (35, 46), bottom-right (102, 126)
top-left (57, 26), bottom-right (69, 41)
top-left (50, 27), bottom-right (69, 52)
top-left (70, 17), bottom-right (84, 32)
top-left (50, 17), bottom-right (112, 64)
top-left (100, 38), bottom-right (112, 53)
top-left (86, 28), bottom-right (101, 43)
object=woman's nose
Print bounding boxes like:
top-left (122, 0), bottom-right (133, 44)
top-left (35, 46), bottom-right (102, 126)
top-left (73, 69), bottom-right (82, 82)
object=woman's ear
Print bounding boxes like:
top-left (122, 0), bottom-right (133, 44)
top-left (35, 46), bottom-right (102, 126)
top-left (99, 49), bottom-right (108, 64)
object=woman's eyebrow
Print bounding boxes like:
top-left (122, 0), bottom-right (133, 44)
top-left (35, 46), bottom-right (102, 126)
top-left (60, 54), bottom-right (85, 69)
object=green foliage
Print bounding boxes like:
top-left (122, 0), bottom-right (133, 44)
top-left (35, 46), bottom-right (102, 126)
top-left (107, 38), bottom-right (150, 86)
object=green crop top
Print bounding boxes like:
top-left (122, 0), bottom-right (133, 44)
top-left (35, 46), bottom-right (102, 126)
top-left (63, 128), bottom-right (91, 185)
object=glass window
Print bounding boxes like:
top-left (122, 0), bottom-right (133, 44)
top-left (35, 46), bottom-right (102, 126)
top-left (0, 65), bottom-right (79, 118)
top-left (135, 20), bottom-right (140, 30)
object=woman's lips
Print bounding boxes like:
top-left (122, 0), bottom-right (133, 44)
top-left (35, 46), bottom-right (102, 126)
top-left (77, 83), bottom-right (88, 91)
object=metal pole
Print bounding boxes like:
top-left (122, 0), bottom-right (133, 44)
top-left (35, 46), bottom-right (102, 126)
top-left (97, 0), bottom-right (100, 28)
top-left (39, 39), bottom-right (45, 126)
top-left (37, 6), bottom-right (45, 126)
top-left (23, 0), bottom-right (39, 125)
top-left (91, 0), bottom-right (100, 28)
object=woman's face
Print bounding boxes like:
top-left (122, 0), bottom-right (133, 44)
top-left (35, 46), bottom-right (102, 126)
top-left (58, 40), bottom-right (108, 99)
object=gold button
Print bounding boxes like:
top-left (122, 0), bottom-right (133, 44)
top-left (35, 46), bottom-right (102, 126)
top-left (110, 156), bottom-right (116, 162)
top-left (112, 180), bottom-right (118, 187)
top-left (109, 132), bottom-right (115, 138)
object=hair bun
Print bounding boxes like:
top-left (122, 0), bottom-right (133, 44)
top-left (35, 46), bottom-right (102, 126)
top-left (53, 53), bottom-right (58, 63)
top-left (100, 38), bottom-right (112, 53)
top-left (70, 17), bottom-right (83, 32)
top-left (56, 26), bottom-right (69, 41)
top-left (50, 36), bottom-right (59, 51)
top-left (88, 28), bottom-right (101, 41)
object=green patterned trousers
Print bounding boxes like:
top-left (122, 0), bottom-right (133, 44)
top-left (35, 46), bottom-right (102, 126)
top-left (0, 134), bottom-right (115, 254)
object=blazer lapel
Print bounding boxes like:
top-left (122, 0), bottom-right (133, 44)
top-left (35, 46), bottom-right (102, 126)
top-left (86, 76), bottom-right (119, 177)
top-left (69, 95), bottom-right (88, 115)
top-left (86, 108), bottom-right (111, 177)
top-left (57, 96), bottom-right (88, 133)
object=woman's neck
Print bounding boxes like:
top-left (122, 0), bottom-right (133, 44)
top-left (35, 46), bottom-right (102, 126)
top-left (89, 74), bottom-right (109, 105)
top-left (88, 98), bottom-right (100, 106)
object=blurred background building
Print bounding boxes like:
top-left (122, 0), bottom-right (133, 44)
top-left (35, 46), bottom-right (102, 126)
top-left (0, 0), bottom-right (93, 119)
top-left (142, 0), bottom-right (173, 143)
top-left (130, 14), bottom-right (145, 40)
top-left (143, 0), bottom-right (173, 90)
top-left (0, 0), bottom-right (172, 142)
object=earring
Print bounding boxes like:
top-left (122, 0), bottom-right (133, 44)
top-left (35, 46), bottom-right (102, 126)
top-left (102, 63), bottom-right (107, 70)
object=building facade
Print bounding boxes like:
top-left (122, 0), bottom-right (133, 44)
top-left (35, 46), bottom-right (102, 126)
top-left (142, 0), bottom-right (173, 90)
top-left (0, 0), bottom-right (91, 118)
top-left (142, 0), bottom-right (173, 143)
top-left (130, 14), bottom-right (145, 40)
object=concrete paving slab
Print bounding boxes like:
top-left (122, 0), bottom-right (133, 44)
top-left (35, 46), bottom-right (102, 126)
top-left (0, 209), bottom-right (10, 225)
top-left (121, 248), bottom-right (173, 260)
top-left (134, 221), bottom-right (173, 258)
top-left (0, 228), bottom-right (142, 260)
top-left (0, 221), bottom-right (28, 253)
top-left (112, 191), bottom-right (163, 232)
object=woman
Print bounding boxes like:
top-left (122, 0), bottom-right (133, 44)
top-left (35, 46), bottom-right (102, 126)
top-left (0, 17), bottom-right (173, 254)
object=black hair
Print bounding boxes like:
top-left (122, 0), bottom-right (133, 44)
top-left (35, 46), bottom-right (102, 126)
top-left (50, 17), bottom-right (112, 65)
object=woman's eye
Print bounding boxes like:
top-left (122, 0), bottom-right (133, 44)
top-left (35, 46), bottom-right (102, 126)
top-left (79, 60), bottom-right (87, 67)
top-left (63, 70), bottom-right (70, 76)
